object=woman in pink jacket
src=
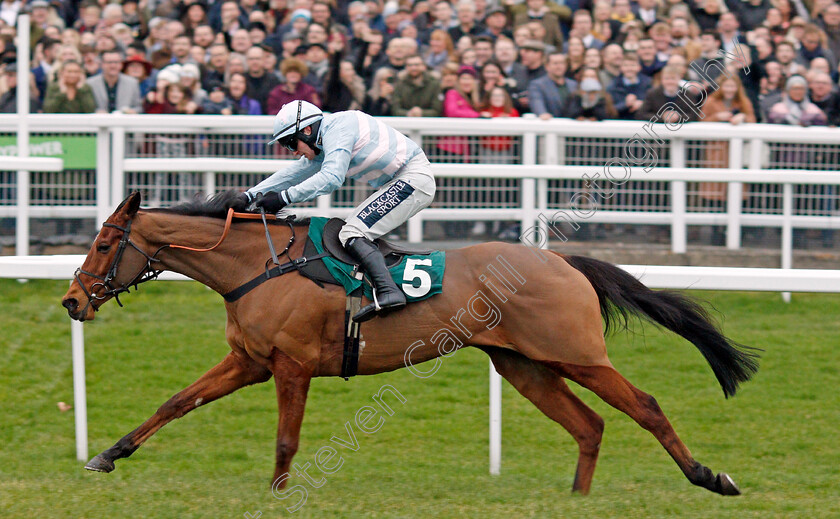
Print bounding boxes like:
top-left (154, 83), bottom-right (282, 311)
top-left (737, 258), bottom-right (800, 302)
top-left (438, 65), bottom-right (482, 162)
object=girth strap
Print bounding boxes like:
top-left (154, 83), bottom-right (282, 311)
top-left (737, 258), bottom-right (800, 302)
top-left (341, 268), bottom-right (365, 380)
top-left (222, 252), bottom-right (329, 302)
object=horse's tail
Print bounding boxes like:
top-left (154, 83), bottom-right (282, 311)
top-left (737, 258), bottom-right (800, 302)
top-left (562, 254), bottom-right (759, 398)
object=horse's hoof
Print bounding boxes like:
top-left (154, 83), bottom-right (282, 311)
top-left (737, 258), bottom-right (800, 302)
top-left (715, 473), bottom-right (741, 496)
top-left (85, 454), bottom-right (115, 473)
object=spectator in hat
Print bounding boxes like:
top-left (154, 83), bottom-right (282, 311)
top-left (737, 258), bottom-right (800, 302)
top-left (180, 62), bottom-right (207, 105)
top-left (27, 0), bottom-right (57, 47)
top-left (391, 53), bottom-right (442, 116)
top-left (44, 59), bottom-right (96, 113)
top-left (282, 8), bottom-right (312, 40)
top-left (567, 73), bottom-right (617, 121)
top-left (122, 53), bottom-right (153, 96)
top-left (481, 7), bottom-right (512, 41)
top-left (529, 52), bottom-right (578, 119)
top-left (302, 41), bottom-right (330, 90)
top-left (86, 49), bottom-right (141, 113)
top-left (767, 74), bottom-right (828, 126)
top-left (267, 57), bottom-right (320, 114)
top-left (519, 39), bottom-right (548, 89)
top-left (143, 65), bottom-right (179, 113)
top-left (200, 80), bottom-right (234, 114)
top-left (278, 31), bottom-right (303, 61)
top-left (248, 21), bottom-right (268, 46)
top-left (1, 62), bottom-right (42, 113)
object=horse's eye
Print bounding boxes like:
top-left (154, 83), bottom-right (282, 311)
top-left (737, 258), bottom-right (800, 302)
top-left (97, 243), bottom-right (111, 253)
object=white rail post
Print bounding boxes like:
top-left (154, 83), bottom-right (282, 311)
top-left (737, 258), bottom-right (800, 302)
top-left (407, 129), bottom-right (425, 242)
top-left (203, 171), bottom-right (215, 198)
top-left (489, 360), bottom-right (501, 475)
top-left (538, 131), bottom-right (558, 240)
top-left (15, 14), bottom-right (31, 256)
top-left (781, 183), bottom-right (793, 303)
top-left (71, 317), bottom-right (89, 462)
top-left (726, 138), bottom-right (744, 249)
top-left (111, 125), bottom-right (126, 204)
top-left (521, 129), bottom-right (538, 245)
top-left (670, 138), bottom-right (687, 253)
top-left (95, 128), bottom-right (111, 224)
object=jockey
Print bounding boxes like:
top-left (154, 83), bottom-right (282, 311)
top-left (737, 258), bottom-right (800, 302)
top-left (233, 100), bottom-right (436, 323)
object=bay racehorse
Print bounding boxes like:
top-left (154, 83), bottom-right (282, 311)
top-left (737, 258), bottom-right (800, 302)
top-left (61, 191), bottom-right (758, 496)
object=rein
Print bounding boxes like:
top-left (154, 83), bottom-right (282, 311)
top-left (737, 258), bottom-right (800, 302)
top-left (75, 209), bottom-right (300, 314)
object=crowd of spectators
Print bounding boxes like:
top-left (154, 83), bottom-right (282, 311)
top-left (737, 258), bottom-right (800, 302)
top-left (0, 0), bottom-right (838, 128)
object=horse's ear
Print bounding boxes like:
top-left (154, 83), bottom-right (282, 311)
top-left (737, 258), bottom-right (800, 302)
top-left (122, 191), bottom-right (142, 217)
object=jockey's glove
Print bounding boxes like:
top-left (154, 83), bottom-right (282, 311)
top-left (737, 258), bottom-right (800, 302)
top-left (254, 191), bottom-right (288, 213)
top-left (227, 192), bottom-right (252, 212)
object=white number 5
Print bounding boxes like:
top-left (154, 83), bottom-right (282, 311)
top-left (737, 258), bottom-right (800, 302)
top-left (402, 258), bottom-right (433, 297)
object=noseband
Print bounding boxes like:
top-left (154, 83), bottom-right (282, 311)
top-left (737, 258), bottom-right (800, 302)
top-left (73, 220), bottom-right (163, 315)
top-left (72, 209), bottom-right (298, 316)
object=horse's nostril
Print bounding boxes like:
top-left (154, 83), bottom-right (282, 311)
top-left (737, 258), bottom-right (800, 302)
top-left (62, 298), bottom-right (78, 312)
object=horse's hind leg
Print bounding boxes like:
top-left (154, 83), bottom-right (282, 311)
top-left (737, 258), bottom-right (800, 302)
top-left (485, 348), bottom-right (604, 495)
top-left (85, 350), bottom-right (271, 473)
top-left (552, 362), bottom-right (741, 496)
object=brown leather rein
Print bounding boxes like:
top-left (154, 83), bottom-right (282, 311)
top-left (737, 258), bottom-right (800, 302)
top-left (168, 208), bottom-right (280, 253)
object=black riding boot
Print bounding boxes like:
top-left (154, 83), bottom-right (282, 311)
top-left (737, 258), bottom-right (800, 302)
top-left (345, 237), bottom-right (407, 322)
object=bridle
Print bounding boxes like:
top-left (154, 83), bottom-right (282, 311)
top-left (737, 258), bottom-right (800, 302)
top-left (73, 220), bottom-right (163, 316)
top-left (72, 209), bottom-right (297, 316)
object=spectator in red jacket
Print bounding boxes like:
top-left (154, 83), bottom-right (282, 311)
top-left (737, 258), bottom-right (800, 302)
top-left (266, 58), bottom-right (320, 115)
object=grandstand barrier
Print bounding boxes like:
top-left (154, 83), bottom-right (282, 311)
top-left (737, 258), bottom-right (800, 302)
top-left (3, 254), bottom-right (840, 469)
top-left (2, 113), bottom-right (839, 272)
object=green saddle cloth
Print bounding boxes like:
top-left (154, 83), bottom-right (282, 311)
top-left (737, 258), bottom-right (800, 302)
top-left (307, 217), bottom-right (445, 302)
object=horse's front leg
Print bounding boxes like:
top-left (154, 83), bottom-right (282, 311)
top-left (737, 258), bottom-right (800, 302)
top-left (270, 350), bottom-right (312, 489)
top-left (85, 350), bottom-right (271, 473)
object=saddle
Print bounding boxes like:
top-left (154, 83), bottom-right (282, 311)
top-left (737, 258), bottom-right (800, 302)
top-left (320, 218), bottom-right (433, 267)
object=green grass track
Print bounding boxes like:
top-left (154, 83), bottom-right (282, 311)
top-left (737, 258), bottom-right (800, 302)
top-left (1, 279), bottom-right (838, 518)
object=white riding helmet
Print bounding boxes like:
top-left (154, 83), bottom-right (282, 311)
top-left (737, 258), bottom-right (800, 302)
top-left (267, 100), bottom-right (324, 153)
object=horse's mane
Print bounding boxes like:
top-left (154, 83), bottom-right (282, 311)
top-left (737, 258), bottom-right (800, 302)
top-left (144, 191), bottom-right (309, 225)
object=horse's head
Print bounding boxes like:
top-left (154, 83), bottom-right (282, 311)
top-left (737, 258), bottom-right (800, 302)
top-left (61, 191), bottom-right (156, 321)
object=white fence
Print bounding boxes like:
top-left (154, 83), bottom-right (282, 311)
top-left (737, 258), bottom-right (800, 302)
top-left (2, 114), bottom-right (840, 268)
top-left (4, 255), bottom-right (840, 469)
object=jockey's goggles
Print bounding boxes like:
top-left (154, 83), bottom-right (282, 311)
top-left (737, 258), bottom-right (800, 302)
top-left (277, 133), bottom-right (299, 152)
